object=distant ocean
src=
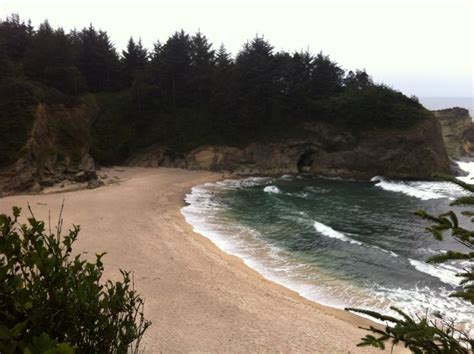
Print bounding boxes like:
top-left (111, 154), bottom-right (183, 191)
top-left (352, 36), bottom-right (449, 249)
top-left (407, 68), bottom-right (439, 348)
top-left (420, 97), bottom-right (474, 117)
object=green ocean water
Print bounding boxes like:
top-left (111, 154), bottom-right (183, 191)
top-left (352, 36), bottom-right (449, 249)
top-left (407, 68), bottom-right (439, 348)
top-left (182, 168), bottom-right (474, 324)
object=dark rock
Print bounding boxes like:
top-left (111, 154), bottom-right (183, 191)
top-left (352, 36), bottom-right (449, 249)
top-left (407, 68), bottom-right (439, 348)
top-left (29, 182), bottom-right (42, 194)
top-left (87, 179), bottom-right (104, 189)
top-left (73, 170), bottom-right (97, 183)
top-left (0, 102), bottom-right (98, 195)
top-left (127, 116), bottom-right (451, 180)
top-left (78, 154), bottom-right (96, 171)
top-left (0, 159), bottom-right (36, 195)
top-left (434, 107), bottom-right (473, 157)
top-left (40, 177), bottom-right (58, 187)
top-left (73, 171), bottom-right (86, 182)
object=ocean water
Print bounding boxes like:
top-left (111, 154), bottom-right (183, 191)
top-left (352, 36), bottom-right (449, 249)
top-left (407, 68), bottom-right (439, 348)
top-left (182, 164), bottom-right (474, 327)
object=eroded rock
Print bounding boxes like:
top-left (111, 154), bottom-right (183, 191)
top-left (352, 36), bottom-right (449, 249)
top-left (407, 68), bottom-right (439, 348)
top-left (127, 116), bottom-right (451, 180)
top-left (434, 107), bottom-right (474, 158)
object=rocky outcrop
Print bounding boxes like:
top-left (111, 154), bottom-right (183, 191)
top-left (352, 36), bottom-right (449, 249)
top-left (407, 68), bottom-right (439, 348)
top-left (434, 107), bottom-right (474, 158)
top-left (128, 115), bottom-right (451, 180)
top-left (0, 102), bottom-right (98, 196)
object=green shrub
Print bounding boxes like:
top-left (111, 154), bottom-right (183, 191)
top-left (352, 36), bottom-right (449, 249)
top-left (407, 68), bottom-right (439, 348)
top-left (0, 206), bottom-right (151, 353)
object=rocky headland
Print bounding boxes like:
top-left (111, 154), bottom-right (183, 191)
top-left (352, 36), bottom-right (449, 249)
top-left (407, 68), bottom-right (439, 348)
top-left (127, 114), bottom-right (451, 180)
top-left (3, 104), bottom-right (473, 196)
top-left (434, 107), bottom-right (474, 158)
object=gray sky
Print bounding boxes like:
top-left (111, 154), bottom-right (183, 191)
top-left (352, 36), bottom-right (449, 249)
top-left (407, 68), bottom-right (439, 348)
top-left (1, 0), bottom-right (473, 98)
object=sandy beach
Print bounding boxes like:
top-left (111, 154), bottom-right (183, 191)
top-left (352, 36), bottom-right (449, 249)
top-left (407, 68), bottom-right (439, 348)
top-left (0, 167), bottom-right (402, 352)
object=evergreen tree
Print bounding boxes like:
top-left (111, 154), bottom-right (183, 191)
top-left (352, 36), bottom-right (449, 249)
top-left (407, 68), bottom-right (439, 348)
top-left (288, 51), bottom-right (314, 116)
top-left (310, 52), bottom-right (344, 98)
top-left (121, 37), bottom-right (148, 86)
top-left (23, 21), bottom-right (87, 94)
top-left (0, 14), bottom-right (430, 164)
top-left (74, 25), bottom-right (120, 91)
top-left (344, 69), bottom-right (372, 90)
top-left (210, 44), bottom-right (236, 136)
top-left (190, 31), bottom-right (215, 108)
top-left (156, 30), bottom-right (192, 107)
top-left (234, 36), bottom-right (276, 131)
top-left (0, 14), bottom-right (32, 78)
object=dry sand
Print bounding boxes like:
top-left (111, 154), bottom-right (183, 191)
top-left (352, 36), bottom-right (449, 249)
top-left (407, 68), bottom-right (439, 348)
top-left (0, 167), bottom-right (405, 353)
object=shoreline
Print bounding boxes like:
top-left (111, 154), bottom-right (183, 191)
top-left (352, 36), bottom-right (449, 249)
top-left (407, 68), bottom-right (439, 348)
top-left (0, 167), bottom-right (403, 352)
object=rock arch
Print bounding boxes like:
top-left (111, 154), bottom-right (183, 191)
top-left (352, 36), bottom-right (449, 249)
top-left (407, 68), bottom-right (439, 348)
top-left (297, 151), bottom-right (315, 173)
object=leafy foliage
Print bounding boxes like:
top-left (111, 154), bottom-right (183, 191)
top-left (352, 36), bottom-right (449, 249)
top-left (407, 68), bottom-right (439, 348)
top-left (346, 176), bottom-right (474, 352)
top-left (0, 206), bottom-right (151, 353)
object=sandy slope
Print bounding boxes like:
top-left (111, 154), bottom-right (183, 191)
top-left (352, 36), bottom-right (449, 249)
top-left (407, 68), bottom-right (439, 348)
top-left (0, 167), bottom-right (404, 353)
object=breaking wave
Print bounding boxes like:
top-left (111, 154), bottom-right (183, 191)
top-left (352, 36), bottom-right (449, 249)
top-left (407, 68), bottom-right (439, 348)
top-left (371, 160), bottom-right (474, 200)
top-left (314, 221), bottom-right (363, 245)
top-left (264, 185), bottom-right (281, 194)
top-left (314, 221), bottom-right (398, 257)
top-left (408, 259), bottom-right (461, 286)
top-left (181, 162), bottom-right (474, 329)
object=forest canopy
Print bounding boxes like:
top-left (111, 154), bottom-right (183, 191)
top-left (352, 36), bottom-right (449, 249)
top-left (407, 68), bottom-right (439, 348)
top-left (0, 14), bottom-right (428, 166)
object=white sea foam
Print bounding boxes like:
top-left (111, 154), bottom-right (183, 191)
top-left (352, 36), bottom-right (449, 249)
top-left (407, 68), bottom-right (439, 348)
top-left (370, 284), bottom-right (474, 326)
top-left (182, 176), bottom-right (474, 331)
top-left (263, 185), bottom-right (281, 194)
top-left (371, 161), bottom-right (474, 201)
top-left (409, 259), bottom-right (460, 286)
top-left (371, 176), bottom-right (453, 200)
top-left (280, 174), bottom-right (293, 180)
top-left (456, 160), bottom-right (474, 183)
top-left (313, 221), bottom-right (399, 257)
top-left (314, 221), bottom-right (363, 245)
top-left (370, 176), bottom-right (468, 200)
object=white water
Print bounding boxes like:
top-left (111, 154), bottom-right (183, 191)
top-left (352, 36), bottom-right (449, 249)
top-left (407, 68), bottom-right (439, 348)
top-left (371, 161), bottom-right (474, 201)
top-left (264, 185), bottom-right (282, 194)
top-left (314, 221), bottom-right (363, 245)
top-left (408, 259), bottom-right (461, 286)
top-left (314, 221), bottom-right (399, 257)
top-left (181, 161), bottom-right (474, 327)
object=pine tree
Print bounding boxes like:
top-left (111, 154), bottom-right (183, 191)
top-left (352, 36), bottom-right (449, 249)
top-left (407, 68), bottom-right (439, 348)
top-left (74, 25), bottom-right (120, 91)
top-left (210, 44), bottom-right (236, 136)
top-left (344, 69), bottom-right (372, 90)
top-left (121, 37), bottom-right (148, 86)
top-left (310, 52), bottom-right (344, 98)
top-left (234, 35), bottom-right (276, 131)
top-left (190, 31), bottom-right (215, 107)
top-left (0, 14), bottom-right (32, 77)
top-left (156, 30), bottom-right (193, 107)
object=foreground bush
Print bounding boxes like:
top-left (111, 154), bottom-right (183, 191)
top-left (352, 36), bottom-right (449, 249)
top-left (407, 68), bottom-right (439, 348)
top-left (0, 206), bottom-right (151, 353)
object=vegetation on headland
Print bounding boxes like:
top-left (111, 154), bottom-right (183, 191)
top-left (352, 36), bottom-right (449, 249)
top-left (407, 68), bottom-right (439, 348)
top-left (347, 174), bottom-right (474, 353)
top-left (0, 14), bottom-right (429, 168)
top-left (0, 205), bottom-right (150, 353)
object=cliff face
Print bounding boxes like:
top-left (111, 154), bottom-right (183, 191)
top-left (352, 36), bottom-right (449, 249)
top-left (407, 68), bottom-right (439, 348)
top-left (0, 101), bottom-right (99, 195)
top-left (128, 114), bottom-right (451, 180)
top-left (433, 107), bottom-right (474, 158)
top-left (434, 107), bottom-right (474, 158)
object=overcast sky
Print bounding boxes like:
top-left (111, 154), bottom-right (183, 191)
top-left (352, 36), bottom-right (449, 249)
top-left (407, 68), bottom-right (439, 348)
top-left (1, 0), bottom-right (473, 98)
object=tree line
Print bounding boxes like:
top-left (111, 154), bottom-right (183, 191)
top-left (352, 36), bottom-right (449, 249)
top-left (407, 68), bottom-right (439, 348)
top-left (0, 14), bottom-right (427, 165)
